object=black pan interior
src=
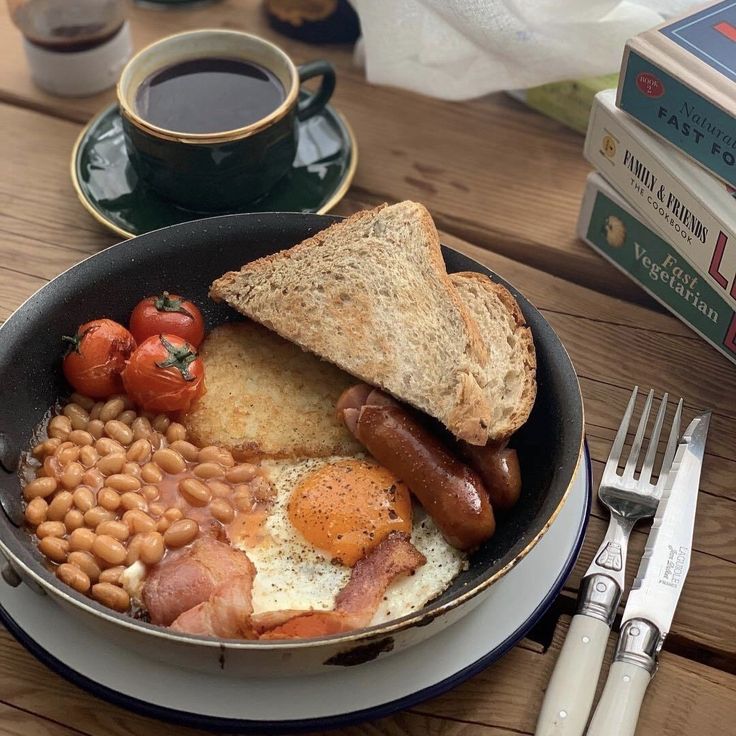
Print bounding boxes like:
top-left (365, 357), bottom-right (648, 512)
top-left (0, 213), bottom-right (583, 636)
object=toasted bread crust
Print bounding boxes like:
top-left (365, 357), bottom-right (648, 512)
top-left (450, 272), bottom-right (537, 441)
top-left (210, 202), bottom-right (493, 444)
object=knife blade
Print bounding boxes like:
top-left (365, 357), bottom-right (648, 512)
top-left (586, 411), bottom-right (711, 736)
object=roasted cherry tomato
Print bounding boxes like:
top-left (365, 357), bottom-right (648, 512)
top-left (129, 292), bottom-right (205, 348)
top-left (121, 334), bottom-right (204, 412)
top-left (62, 319), bottom-right (136, 398)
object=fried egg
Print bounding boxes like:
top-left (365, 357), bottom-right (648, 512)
top-left (231, 456), bottom-right (467, 623)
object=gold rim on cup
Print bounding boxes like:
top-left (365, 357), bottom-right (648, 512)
top-left (116, 29), bottom-right (301, 145)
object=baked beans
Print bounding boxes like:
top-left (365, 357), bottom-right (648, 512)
top-left (97, 452), bottom-right (126, 476)
top-left (69, 393), bottom-right (95, 411)
top-left (165, 422), bottom-right (187, 443)
top-left (25, 497), bottom-right (48, 526)
top-left (123, 509), bottom-right (156, 534)
top-left (36, 521), bottom-right (66, 539)
top-left (99, 398), bottom-right (125, 423)
top-left (68, 528), bottom-right (96, 552)
top-left (210, 498), bottom-right (235, 524)
top-left (131, 416), bottom-right (152, 441)
top-left (79, 445), bottom-right (99, 468)
top-left (193, 462), bottom-right (223, 479)
top-left (226, 464), bottom-right (257, 483)
top-left (24, 477), bottom-right (57, 500)
top-left (92, 582), bottom-right (129, 611)
top-left (106, 474), bottom-right (141, 493)
top-left (61, 462), bottom-right (84, 490)
top-left (57, 562), bottom-right (90, 593)
top-left (138, 532), bottom-right (165, 565)
top-left (84, 506), bottom-right (115, 528)
top-left (168, 440), bottom-right (199, 462)
top-left (23, 395), bottom-right (272, 616)
top-left (152, 448), bottom-right (186, 474)
top-left (118, 410), bottom-right (137, 426)
top-left (92, 534), bottom-right (127, 566)
top-left (38, 536), bottom-right (68, 563)
top-left (140, 462), bottom-right (164, 484)
top-left (87, 420), bottom-right (105, 440)
top-left (105, 420), bottom-right (134, 446)
top-left (48, 415), bottom-right (71, 440)
top-left (64, 509), bottom-right (85, 533)
top-left (99, 566), bottom-right (125, 585)
top-left (198, 446), bottom-right (235, 467)
top-left (179, 478), bottom-right (211, 507)
top-left (97, 487), bottom-right (121, 512)
top-left (127, 439), bottom-right (152, 464)
top-left (164, 519), bottom-right (198, 548)
top-left (72, 487), bottom-right (95, 512)
top-left (57, 444), bottom-right (80, 467)
top-left (47, 491), bottom-right (73, 521)
top-left (68, 550), bottom-right (101, 582)
top-left (63, 403), bottom-right (90, 430)
top-left (97, 520), bottom-right (129, 542)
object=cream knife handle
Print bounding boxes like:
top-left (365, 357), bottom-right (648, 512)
top-left (586, 619), bottom-right (661, 736)
top-left (534, 614), bottom-right (610, 736)
top-left (585, 661), bottom-right (651, 736)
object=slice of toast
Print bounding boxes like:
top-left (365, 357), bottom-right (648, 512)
top-left (210, 201), bottom-right (493, 444)
top-left (450, 272), bottom-right (536, 440)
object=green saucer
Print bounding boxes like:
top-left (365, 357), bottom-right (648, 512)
top-left (71, 96), bottom-right (357, 238)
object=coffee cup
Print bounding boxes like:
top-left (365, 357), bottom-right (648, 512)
top-left (117, 29), bottom-right (336, 212)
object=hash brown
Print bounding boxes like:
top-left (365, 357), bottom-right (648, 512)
top-left (182, 322), bottom-right (362, 460)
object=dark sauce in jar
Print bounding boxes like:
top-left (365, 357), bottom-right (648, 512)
top-left (11, 0), bottom-right (125, 52)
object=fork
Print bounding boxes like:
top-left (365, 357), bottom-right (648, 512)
top-left (534, 387), bottom-right (682, 736)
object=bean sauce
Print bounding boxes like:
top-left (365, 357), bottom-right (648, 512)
top-left (22, 393), bottom-right (272, 614)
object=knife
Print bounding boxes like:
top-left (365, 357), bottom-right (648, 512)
top-left (586, 411), bottom-right (711, 736)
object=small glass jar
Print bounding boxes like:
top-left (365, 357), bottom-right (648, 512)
top-left (8, 0), bottom-right (132, 96)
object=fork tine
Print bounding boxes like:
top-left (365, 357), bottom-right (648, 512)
top-left (656, 398), bottom-right (684, 490)
top-left (638, 392), bottom-right (668, 486)
top-left (604, 386), bottom-right (638, 478)
top-left (622, 388), bottom-right (655, 480)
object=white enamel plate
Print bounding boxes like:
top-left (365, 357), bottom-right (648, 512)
top-left (0, 448), bottom-right (591, 733)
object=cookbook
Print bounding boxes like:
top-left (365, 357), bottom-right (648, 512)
top-left (585, 89), bottom-right (736, 311)
top-left (577, 172), bottom-right (736, 365)
top-left (617, 0), bottom-right (736, 187)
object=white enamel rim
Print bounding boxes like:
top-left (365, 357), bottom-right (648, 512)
top-left (0, 448), bottom-right (591, 730)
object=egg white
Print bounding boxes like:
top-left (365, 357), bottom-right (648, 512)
top-left (232, 457), bottom-right (466, 623)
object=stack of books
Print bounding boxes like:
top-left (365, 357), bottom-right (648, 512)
top-left (577, 0), bottom-right (736, 365)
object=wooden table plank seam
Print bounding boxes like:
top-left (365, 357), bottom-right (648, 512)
top-left (538, 306), bottom-right (701, 341)
top-left (0, 700), bottom-right (91, 736)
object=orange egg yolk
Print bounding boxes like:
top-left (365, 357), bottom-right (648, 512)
top-left (288, 459), bottom-right (412, 566)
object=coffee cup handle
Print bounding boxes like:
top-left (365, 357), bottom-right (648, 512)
top-left (296, 60), bottom-right (336, 121)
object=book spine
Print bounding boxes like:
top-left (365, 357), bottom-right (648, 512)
top-left (584, 100), bottom-right (736, 312)
top-left (577, 179), bottom-right (736, 365)
top-left (618, 47), bottom-right (736, 188)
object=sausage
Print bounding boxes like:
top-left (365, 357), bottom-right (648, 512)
top-left (337, 385), bottom-right (495, 550)
top-left (460, 442), bottom-right (522, 510)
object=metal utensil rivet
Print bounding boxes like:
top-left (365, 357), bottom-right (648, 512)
top-left (1, 562), bottom-right (21, 587)
top-left (595, 581), bottom-right (607, 592)
top-left (631, 626), bottom-right (640, 636)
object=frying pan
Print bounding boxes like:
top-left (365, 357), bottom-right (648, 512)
top-left (0, 213), bottom-right (584, 676)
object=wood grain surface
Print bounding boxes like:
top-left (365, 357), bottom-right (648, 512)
top-left (0, 2), bottom-right (734, 735)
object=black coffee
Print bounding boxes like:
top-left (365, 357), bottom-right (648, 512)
top-left (135, 57), bottom-right (285, 134)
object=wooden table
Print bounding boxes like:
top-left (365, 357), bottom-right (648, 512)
top-left (0, 2), bottom-right (734, 734)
